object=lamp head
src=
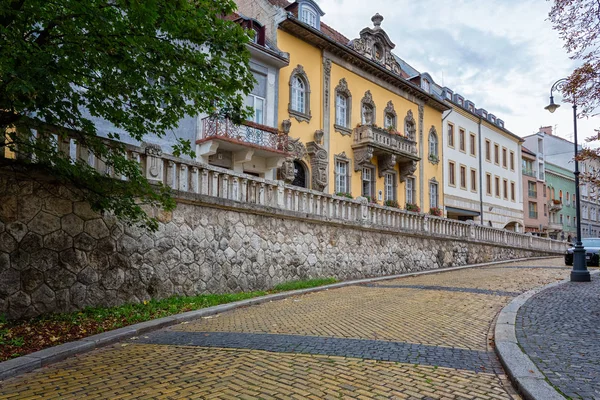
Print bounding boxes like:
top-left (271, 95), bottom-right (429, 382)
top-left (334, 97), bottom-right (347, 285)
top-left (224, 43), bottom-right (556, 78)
top-left (545, 95), bottom-right (560, 113)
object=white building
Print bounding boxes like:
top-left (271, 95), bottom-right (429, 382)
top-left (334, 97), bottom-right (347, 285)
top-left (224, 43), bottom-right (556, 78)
top-left (424, 78), bottom-right (524, 230)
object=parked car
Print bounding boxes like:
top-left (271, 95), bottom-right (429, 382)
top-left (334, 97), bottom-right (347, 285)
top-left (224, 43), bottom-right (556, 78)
top-left (564, 238), bottom-right (600, 266)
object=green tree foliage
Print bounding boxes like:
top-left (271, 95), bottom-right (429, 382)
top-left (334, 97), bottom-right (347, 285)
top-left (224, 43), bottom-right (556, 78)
top-left (0, 0), bottom-right (254, 230)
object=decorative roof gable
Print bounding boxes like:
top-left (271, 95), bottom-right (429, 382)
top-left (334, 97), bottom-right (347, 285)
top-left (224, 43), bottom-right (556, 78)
top-left (349, 14), bottom-right (401, 75)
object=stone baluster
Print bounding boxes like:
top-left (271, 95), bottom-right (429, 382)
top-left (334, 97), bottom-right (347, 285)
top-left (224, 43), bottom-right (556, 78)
top-left (231, 177), bottom-right (239, 201)
top-left (275, 183), bottom-right (285, 209)
top-left (294, 191), bottom-right (300, 212)
top-left (190, 167), bottom-right (199, 194)
top-left (200, 169), bottom-right (209, 195)
top-left (178, 165), bottom-right (188, 192)
top-left (249, 181), bottom-right (257, 203)
top-left (166, 161), bottom-right (176, 189)
top-left (240, 179), bottom-right (248, 202)
top-left (308, 194), bottom-right (314, 214)
top-left (301, 193), bottom-right (308, 213)
top-left (221, 173), bottom-right (229, 199)
top-left (258, 183), bottom-right (266, 205)
top-left (58, 136), bottom-right (71, 158)
top-left (210, 172), bottom-right (220, 197)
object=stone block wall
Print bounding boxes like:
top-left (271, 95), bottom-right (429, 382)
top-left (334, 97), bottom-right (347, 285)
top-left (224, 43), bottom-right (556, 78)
top-left (0, 174), bottom-right (560, 319)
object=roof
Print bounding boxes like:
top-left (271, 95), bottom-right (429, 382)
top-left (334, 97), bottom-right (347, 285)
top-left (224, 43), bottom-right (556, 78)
top-left (522, 146), bottom-right (536, 156)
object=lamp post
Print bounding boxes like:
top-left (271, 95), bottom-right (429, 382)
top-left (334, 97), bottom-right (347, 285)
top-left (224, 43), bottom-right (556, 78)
top-left (545, 78), bottom-right (590, 282)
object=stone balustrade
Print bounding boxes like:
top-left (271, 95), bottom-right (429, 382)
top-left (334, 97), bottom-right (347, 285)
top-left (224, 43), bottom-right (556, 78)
top-left (121, 143), bottom-right (563, 253)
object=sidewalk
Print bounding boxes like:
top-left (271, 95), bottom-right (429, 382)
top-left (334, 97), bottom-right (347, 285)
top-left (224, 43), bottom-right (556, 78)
top-left (515, 273), bottom-right (600, 399)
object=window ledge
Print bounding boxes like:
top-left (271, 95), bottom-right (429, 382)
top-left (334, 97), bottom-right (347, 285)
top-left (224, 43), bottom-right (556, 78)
top-left (288, 108), bottom-right (311, 123)
top-left (334, 124), bottom-right (352, 136)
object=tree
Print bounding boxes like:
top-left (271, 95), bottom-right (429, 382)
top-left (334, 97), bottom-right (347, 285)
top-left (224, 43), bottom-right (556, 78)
top-left (0, 0), bottom-right (254, 230)
top-left (548, 0), bottom-right (600, 134)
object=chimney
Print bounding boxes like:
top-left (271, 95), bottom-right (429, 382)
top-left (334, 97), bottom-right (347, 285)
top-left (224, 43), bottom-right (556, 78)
top-left (539, 126), bottom-right (553, 135)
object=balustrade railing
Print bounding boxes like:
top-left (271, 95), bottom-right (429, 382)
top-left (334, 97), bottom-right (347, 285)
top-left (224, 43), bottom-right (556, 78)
top-left (2, 136), bottom-right (567, 253)
top-left (200, 116), bottom-right (288, 153)
top-left (353, 125), bottom-right (418, 155)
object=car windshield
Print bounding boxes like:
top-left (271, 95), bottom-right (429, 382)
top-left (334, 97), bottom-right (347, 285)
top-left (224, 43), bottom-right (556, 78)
top-left (580, 239), bottom-right (600, 247)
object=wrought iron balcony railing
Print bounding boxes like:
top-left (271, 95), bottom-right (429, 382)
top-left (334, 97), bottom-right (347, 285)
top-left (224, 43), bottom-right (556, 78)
top-left (201, 116), bottom-right (288, 153)
top-left (523, 169), bottom-right (537, 177)
top-left (528, 190), bottom-right (537, 198)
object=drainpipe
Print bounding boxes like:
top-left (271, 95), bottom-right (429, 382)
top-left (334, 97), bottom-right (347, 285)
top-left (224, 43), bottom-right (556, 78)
top-left (478, 117), bottom-right (484, 224)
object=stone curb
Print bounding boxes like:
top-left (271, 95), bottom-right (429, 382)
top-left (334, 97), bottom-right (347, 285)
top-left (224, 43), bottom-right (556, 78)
top-left (494, 269), bottom-right (600, 400)
top-left (0, 255), bottom-right (558, 381)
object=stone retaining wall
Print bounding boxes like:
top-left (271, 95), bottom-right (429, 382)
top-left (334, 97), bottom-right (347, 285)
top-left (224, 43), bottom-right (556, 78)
top-left (0, 174), bottom-right (561, 319)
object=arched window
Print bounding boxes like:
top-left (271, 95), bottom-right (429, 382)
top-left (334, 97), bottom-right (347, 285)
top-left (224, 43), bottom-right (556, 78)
top-left (291, 160), bottom-right (308, 188)
top-left (288, 65), bottom-right (311, 122)
top-left (428, 127), bottom-right (438, 162)
top-left (384, 100), bottom-right (397, 131)
top-left (559, 190), bottom-right (563, 203)
top-left (301, 7), bottom-right (318, 27)
top-left (334, 78), bottom-right (352, 133)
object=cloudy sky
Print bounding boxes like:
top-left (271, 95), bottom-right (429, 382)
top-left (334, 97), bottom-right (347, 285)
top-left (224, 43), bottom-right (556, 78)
top-left (318, 0), bottom-right (599, 147)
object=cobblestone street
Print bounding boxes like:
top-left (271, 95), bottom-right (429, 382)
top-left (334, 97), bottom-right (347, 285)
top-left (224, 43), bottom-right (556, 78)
top-left (516, 272), bottom-right (600, 399)
top-left (0, 258), bottom-right (569, 399)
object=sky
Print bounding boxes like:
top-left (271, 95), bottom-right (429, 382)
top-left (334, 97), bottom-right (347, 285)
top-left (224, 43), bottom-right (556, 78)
top-left (317, 0), bottom-right (599, 148)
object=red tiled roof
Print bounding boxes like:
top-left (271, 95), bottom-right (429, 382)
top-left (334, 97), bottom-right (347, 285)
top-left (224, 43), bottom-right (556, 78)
top-left (321, 23), bottom-right (350, 45)
top-left (224, 12), bottom-right (241, 21)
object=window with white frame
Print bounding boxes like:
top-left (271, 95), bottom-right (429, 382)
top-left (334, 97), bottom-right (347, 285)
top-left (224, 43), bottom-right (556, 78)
top-left (245, 95), bottom-right (265, 124)
top-left (384, 173), bottom-right (395, 201)
top-left (362, 167), bottom-right (374, 198)
top-left (429, 181), bottom-right (439, 208)
top-left (428, 129), bottom-right (438, 161)
top-left (335, 93), bottom-right (348, 127)
top-left (335, 159), bottom-right (349, 194)
top-left (406, 177), bottom-right (415, 205)
top-left (385, 113), bottom-right (396, 130)
top-left (291, 76), bottom-right (305, 113)
top-left (301, 7), bottom-right (318, 28)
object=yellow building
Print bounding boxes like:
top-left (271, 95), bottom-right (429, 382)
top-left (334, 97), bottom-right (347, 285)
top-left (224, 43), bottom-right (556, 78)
top-left (236, 0), bottom-right (449, 213)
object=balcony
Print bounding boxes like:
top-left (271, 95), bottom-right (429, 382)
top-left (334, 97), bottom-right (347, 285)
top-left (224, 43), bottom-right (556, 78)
top-left (528, 190), bottom-right (537, 198)
top-left (523, 169), bottom-right (537, 177)
top-left (197, 116), bottom-right (289, 172)
top-left (548, 222), bottom-right (563, 231)
top-left (352, 124), bottom-right (419, 177)
top-left (529, 211), bottom-right (538, 219)
top-left (548, 199), bottom-right (563, 212)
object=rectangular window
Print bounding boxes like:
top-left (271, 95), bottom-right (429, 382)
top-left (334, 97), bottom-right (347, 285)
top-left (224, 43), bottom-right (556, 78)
top-left (509, 151), bottom-right (515, 170)
top-left (503, 179), bottom-right (508, 200)
top-left (494, 143), bottom-right (499, 164)
top-left (485, 139), bottom-right (491, 161)
top-left (567, 215), bottom-right (571, 227)
top-left (384, 173), bottom-right (395, 201)
top-left (511, 181), bottom-right (515, 201)
top-left (459, 129), bottom-right (466, 152)
top-left (301, 8), bottom-right (317, 27)
top-left (470, 169), bottom-right (477, 192)
top-left (245, 94), bottom-right (265, 124)
top-left (362, 167), bottom-right (373, 198)
top-left (495, 176), bottom-right (500, 197)
top-left (406, 177), bottom-right (415, 205)
top-left (449, 161), bottom-right (456, 186)
top-left (335, 94), bottom-right (347, 127)
top-left (460, 165), bottom-right (467, 189)
top-left (448, 123), bottom-right (455, 148)
top-left (486, 173), bottom-right (492, 195)
top-left (469, 133), bottom-right (476, 156)
top-left (529, 202), bottom-right (538, 219)
top-left (429, 182), bottom-right (439, 208)
top-left (502, 147), bottom-right (507, 168)
top-left (544, 203), bottom-right (547, 216)
top-left (528, 181), bottom-right (537, 198)
top-left (335, 160), bottom-right (349, 194)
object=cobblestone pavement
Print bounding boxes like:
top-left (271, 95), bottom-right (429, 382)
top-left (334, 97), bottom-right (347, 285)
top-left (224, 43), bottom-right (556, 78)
top-left (516, 273), bottom-right (600, 400)
top-left (0, 258), bottom-right (569, 399)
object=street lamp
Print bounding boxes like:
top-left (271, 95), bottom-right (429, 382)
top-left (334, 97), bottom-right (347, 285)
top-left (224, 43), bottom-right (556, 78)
top-left (545, 78), bottom-right (590, 282)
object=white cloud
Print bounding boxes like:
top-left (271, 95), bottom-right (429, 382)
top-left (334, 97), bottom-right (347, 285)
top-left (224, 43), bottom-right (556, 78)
top-left (318, 0), bottom-right (599, 146)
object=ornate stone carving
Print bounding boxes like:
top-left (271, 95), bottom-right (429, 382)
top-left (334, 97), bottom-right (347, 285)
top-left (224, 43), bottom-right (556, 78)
top-left (286, 137), bottom-right (306, 159)
top-left (378, 154), bottom-right (397, 177)
top-left (281, 119), bottom-right (291, 134)
top-left (349, 14), bottom-right (402, 75)
top-left (404, 110), bottom-right (416, 141)
top-left (399, 160), bottom-right (417, 183)
top-left (142, 142), bottom-right (162, 157)
top-left (335, 78), bottom-right (351, 98)
top-left (323, 59), bottom-right (332, 108)
top-left (314, 130), bottom-right (324, 145)
top-left (307, 141), bottom-right (328, 192)
top-left (353, 146), bottom-right (374, 172)
top-left (280, 159), bottom-right (296, 183)
top-left (361, 90), bottom-right (375, 125)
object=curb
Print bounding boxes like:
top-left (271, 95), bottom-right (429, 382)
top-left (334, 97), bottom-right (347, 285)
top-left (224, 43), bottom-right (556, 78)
top-left (494, 269), bottom-right (600, 400)
top-left (0, 255), bottom-right (559, 381)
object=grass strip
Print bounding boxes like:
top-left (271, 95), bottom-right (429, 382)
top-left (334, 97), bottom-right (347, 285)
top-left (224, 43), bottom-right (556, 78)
top-left (0, 277), bottom-right (337, 362)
